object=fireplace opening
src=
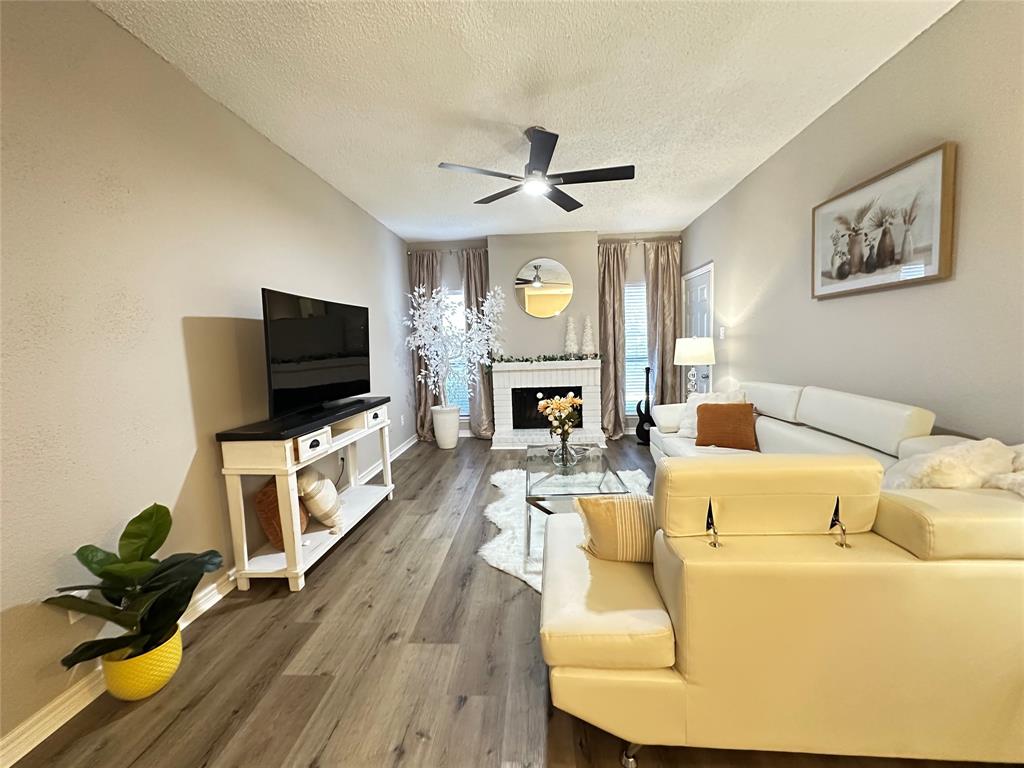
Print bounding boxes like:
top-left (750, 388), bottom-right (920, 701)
top-left (511, 386), bottom-right (583, 430)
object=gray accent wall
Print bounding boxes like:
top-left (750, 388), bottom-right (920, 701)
top-left (487, 232), bottom-right (600, 357)
top-left (681, 1), bottom-right (1022, 443)
top-left (0, 1), bottom-right (416, 735)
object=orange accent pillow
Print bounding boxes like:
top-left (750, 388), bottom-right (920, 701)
top-left (695, 403), bottom-right (759, 451)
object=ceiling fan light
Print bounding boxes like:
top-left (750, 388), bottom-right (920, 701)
top-left (522, 178), bottom-right (550, 196)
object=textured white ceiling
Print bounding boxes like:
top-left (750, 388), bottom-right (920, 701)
top-left (96, 1), bottom-right (954, 241)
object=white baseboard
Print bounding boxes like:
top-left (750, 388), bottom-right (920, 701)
top-left (0, 568), bottom-right (237, 768)
top-left (4, 433), bottom-right (420, 766)
top-left (357, 433), bottom-right (417, 484)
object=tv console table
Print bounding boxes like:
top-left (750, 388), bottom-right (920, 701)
top-left (216, 396), bottom-right (393, 592)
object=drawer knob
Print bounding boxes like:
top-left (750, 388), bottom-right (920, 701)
top-left (373, 413), bottom-right (379, 420)
top-left (309, 439), bottom-right (320, 449)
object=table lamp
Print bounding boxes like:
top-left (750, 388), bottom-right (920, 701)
top-left (674, 337), bottom-right (715, 394)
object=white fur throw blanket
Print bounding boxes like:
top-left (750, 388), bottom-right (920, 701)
top-left (883, 438), bottom-right (1024, 497)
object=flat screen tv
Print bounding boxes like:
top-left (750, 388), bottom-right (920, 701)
top-left (262, 288), bottom-right (370, 418)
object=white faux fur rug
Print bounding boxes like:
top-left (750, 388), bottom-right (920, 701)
top-left (478, 467), bottom-right (651, 592)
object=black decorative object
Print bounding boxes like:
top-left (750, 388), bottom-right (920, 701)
top-left (635, 367), bottom-right (654, 445)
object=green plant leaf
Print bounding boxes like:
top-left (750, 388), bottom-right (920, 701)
top-left (142, 550), bottom-right (223, 589)
top-left (122, 584), bottom-right (174, 620)
top-left (118, 503), bottom-right (172, 562)
top-left (99, 560), bottom-right (159, 583)
top-left (138, 625), bottom-right (178, 655)
top-left (74, 545), bottom-right (120, 577)
top-left (59, 634), bottom-right (148, 669)
top-left (43, 595), bottom-right (140, 629)
top-left (138, 551), bottom-right (223, 638)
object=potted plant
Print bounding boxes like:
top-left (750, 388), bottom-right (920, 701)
top-left (404, 284), bottom-right (504, 449)
top-left (538, 392), bottom-right (584, 466)
top-left (834, 199), bottom-right (876, 275)
top-left (44, 504), bottom-right (222, 701)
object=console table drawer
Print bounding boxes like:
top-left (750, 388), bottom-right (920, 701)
top-left (365, 406), bottom-right (387, 428)
top-left (295, 427), bottom-right (331, 462)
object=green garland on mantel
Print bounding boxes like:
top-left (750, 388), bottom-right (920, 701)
top-left (490, 353), bottom-right (601, 365)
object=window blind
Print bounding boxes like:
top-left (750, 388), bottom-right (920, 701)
top-left (623, 282), bottom-right (649, 409)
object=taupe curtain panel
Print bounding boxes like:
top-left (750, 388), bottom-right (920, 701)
top-left (408, 249), bottom-right (442, 441)
top-left (460, 247), bottom-right (494, 439)
top-left (598, 241), bottom-right (629, 439)
top-left (644, 240), bottom-right (683, 405)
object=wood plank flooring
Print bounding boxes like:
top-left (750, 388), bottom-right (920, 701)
top-left (17, 439), bottom-right (1002, 768)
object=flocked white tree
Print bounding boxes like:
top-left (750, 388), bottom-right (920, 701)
top-left (564, 316), bottom-right (579, 355)
top-left (404, 284), bottom-right (504, 406)
top-left (580, 316), bottom-right (595, 355)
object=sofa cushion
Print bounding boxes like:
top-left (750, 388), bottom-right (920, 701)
top-left (654, 454), bottom-right (883, 537)
top-left (696, 403), bottom-right (758, 450)
top-left (755, 417), bottom-right (898, 468)
top-left (796, 386), bottom-right (935, 456)
top-left (540, 514), bottom-right (675, 669)
top-left (739, 381), bottom-right (803, 422)
top-left (897, 434), bottom-right (969, 460)
top-left (650, 428), bottom-right (749, 459)
top-left (577, 495), bottom-right (657, 563)
top-left (874, 488), bottom-right (1024, 560)
top-left (677, 389), bottom-right (747, 437)
top-left (651, 403), bottom-right (686, 434)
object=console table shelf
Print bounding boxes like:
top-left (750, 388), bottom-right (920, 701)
top-left (216, 397), bottom-right (393, 592)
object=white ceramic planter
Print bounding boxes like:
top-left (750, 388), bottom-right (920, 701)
top-left (431, 405), bottom-right (460, 449)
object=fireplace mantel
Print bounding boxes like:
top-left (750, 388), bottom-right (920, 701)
top-left (491, 359), bottom-right (605, 449)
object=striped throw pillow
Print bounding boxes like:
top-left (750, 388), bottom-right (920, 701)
top-left (576, 494), bottom-right (656, 562)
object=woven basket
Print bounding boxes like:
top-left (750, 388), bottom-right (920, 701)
top-left (254, 478), bottom-right (309, 550)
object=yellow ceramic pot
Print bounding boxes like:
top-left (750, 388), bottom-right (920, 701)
top-left (101, 629), bottom-right (182, 701)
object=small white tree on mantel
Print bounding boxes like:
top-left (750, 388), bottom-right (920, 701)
top-left (404, 284), bottom-right (504, 447)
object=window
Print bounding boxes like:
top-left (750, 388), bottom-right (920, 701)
top-left (623, 282), bottom-right (649, 409)
top-left (444, 290), bottom-right (470, 416)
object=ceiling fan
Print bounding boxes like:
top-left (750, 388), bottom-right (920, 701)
top-left (515, 264), bottom-right (571, 289)
top-left (439, 126), bottom-right (635, 212)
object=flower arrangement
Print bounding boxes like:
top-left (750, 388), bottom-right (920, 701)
top-left (537, 391), bottom-right (584, 466)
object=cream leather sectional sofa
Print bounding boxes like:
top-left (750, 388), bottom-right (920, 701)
top-left (540, 386), bottom-right (1024, 765)
top-left (649, 381), bottom-right (955, 468)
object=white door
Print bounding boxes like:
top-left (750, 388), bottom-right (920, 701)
top-left (683, 264), bottom-right (713, 394)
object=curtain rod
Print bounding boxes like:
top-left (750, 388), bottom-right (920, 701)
top-left (599, 237), bottom-right (681, 245)
top-left (406, 247), bottom-right (482, 255)
top-left (408, 237), bottom-right (679, 254)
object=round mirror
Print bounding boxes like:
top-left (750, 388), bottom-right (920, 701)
top-left (513, 258), bottom-right (574, 318)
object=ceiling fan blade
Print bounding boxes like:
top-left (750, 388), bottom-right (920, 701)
top-left (439, 162), bottom-right (523, 182)
top-left (543, 186), bottom-right (583, 212)
top-left (525, 128), bottom-right (558, 176)
top-left (474, 185), bottom-right (522, 205)
top-left (549, 165), bottom-right (635, 186)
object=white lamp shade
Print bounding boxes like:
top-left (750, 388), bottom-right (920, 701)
top-left (674, 337), bottom-right (716, 366)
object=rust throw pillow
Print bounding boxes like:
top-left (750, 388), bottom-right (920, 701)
top-left (695, 402), bottom-right (758, 451)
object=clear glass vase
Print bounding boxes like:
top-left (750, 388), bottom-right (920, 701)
top-left (552, 437), bottom-right (579, 467)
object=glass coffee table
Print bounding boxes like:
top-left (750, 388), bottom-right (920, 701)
top-left (524, 444), bottom-right (631, 568)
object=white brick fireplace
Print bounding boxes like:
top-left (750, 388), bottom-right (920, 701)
top-left (491, 359), bottom-right (605, 449)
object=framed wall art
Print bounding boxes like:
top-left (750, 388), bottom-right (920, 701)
top-left (812, 142), bottom-right (956, 299)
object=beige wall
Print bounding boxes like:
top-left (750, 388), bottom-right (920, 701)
top-left (487, 232), bottom-right (599, 356)
top-left (0, 1), bottom-right (415, 735)
top-left (681, 1), bottom-right (1023, 443)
